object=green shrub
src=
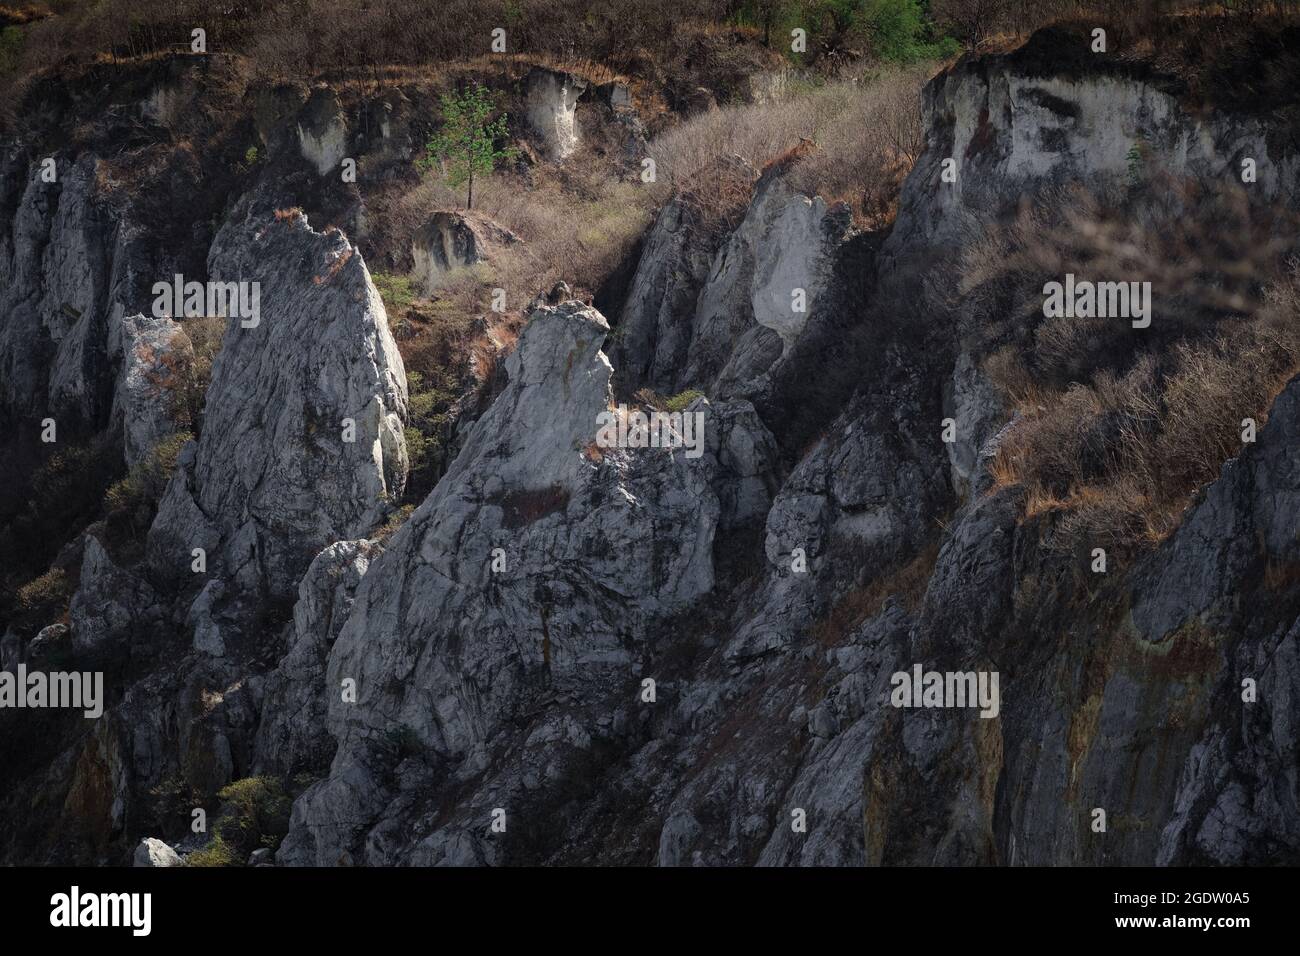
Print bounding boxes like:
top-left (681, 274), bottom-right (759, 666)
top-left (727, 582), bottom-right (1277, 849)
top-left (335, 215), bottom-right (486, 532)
top-left (189, 776), bottom-right (292, 865)
top-left (401, 365), bottom-right (460, 502)
top-left (634, 388), bottom-right (706, 413)
top-left (863, 0), bottom-right (959, 63)
top-left (663, 388), bottom-right (705, 412)
top-left (372, 272), bottom-right (418, 317)
top-left (186, 835), bottom-right (238, 867)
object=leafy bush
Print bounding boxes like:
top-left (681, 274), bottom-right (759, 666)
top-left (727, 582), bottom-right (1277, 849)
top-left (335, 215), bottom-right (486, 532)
top-left (186, 835), bottom-right (238, 868)
top-left (190, 776), bottom-right (292, 866)
top-left (402, 364), bottom-right (460, 500)
top-left (663, 388), bottom-right (706, 412)
top-left (863, 0), bottom-right (960, 63)
top-left (372, 272), bottom-right (417, 319)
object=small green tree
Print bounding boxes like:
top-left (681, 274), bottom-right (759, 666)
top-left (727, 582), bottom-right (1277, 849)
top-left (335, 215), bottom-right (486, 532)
top-left (420, 84), bottom-right (519, 210)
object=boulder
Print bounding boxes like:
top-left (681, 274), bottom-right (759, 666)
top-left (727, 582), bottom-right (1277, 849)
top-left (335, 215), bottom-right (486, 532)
top-left (133, 838), bottom-right (183, 867)
top-left (410, 212), bottom-right (519, 296)
top-left (27, 623), bottom-right (69, 662)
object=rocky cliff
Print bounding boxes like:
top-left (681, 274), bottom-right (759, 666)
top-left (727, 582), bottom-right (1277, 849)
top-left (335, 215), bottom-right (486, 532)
top-left (2, 20), bottom-right (1298, 867)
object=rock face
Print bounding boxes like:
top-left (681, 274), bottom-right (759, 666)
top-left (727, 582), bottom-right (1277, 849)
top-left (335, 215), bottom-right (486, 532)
top-left (297, 89), bottom-right (349, 176)
top-left (886, 27), bottom-right (1300, 264)
top-left (609, 193), bottom-right (727, 394)
top-left (526, 68), bottom-right (588, 160)
top-left (147, 202), bottom-right (408, 603)
top-left (410, 212), bottom-right (519, 295)
top-left (111, 312), bottom-right (188, 466)
top-left (614, 166), bottom-right (851, 399)
top-left (5, 23), bottom-right (1300, 871)
top-left (0, 155), bottom-right (115, 427)
top-left (70, 537), bottom-right (160, 654)
top-left (254, 539), bottom-right (381, 778)
top-left (942, 350), bottom-right (1004, 497)
top-left (0, 148), bottom-right (208, 459)
top-left (275, 302), bottom-right (769, 864)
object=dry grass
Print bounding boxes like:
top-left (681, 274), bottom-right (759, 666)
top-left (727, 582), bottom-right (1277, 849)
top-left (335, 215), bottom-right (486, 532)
top-left (647, 63), bottom-right (937, 227)
top-left (935, 0), bottom-right (1299, 49)
top-left (1, 0), bottom-right (738, 98)
top-left (984, 244), bottom-right (1300, 549)
top-left (368, 155), bottom-right (656, 305)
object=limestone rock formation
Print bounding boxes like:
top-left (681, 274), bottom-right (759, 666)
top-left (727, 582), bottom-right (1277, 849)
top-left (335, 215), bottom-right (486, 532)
top-left (526, 68), bottom-right (588, 160)
top-left (614, 164), bottom-right (851, 399)
top-left (111, 311), bottom-right (189, 467)
top-left (886, 26), bottom-right (1300, 263)
top-left (297, 89), bottom-right (350, 176)
top-left (608, 193), bottom-right (724, 394)
top-left (255, 539), bottom-right (381, 778)
top-left (275, 302), bottom-right (760, 864)
top-left (147, 202), bottom-right (408, 603)
top-left (4, 19), bottom-right (1300, 873)
top-left (411, 212), bottom-right (519, 296)
top-left (133, 837), bottom-right (183, 867)
top-left (70, 536), bottom-right (161, 654)
top-left (0, 156), bottom-right (114, 427)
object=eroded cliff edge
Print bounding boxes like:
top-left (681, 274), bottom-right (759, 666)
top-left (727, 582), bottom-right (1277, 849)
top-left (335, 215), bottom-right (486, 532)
top-left (1, 20), bottom-right (1298, 866)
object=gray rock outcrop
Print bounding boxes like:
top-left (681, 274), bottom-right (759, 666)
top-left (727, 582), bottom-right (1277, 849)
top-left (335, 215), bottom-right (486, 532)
top-left (297, 89), bottom-right (349, 176)
top-left (275, 302), bottom-right (754, 864)
top-left (255, 539), bottom-right (381, 777)
top-left (147, 203), bottom-right (408, 602)
top-left (111, 311), bottom-right (189, 466)
top-left (411, 212), bottom-right (519, 295)
top-left (526, 68), bottom-right (588, 160)
top-left (133, 837), bottom-right (183, 867)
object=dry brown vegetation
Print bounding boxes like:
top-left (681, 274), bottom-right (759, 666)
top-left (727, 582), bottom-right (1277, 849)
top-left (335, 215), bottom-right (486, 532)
top-left (648, 63), bottom-right (937, 227)
top-left (934, 0), bottom-right (1300, 49)
top-left (968, 185), bottom-right (1300, 548)
top-left (0, 0), bottom-right (759, 102)
top-left (369, 161), bottom-right (656, 301)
